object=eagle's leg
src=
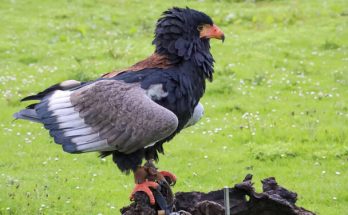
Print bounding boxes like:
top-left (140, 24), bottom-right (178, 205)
top-left (129, 160), bottom-right (176, 205)
top-left (130, 165), bottom-right (159, 205)
top-left (143, 159), bottom-right (177, 186)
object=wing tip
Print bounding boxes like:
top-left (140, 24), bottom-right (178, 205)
top-left (62, 144), bottom-right (81, 154)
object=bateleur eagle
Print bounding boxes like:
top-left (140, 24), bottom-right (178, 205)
top-left (14, 7), bottom-right (224, 205)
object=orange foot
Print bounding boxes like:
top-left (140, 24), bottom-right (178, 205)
top-left (159, 171), bottom-right (177, 186)
top-left (130, 181), bottom-right (159, 205)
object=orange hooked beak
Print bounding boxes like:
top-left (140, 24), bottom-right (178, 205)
top-left (199, 24), bottom-right (225, 42)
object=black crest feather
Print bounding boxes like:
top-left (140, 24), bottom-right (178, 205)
top-left (153, 7), bottom-right (215, 81)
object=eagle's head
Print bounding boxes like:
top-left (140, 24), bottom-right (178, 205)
top-left (153, 7), bottom-right (224, 81)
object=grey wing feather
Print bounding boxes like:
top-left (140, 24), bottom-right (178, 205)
top-left (42, 80), bottom-right (178, 154)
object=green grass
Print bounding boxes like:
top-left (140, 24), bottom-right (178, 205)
top-left (1, 0), bottom-right (347, 214)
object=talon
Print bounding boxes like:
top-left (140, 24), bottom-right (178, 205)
top-left (159, 171), bottom-right (177, 186)
top-left (130, 181), bottom-right (159, 205)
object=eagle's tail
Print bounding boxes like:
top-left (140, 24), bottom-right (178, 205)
top-left (13, 108), bottom-right (41, 123)
top-left (14, 80), bottom-right (82, 123)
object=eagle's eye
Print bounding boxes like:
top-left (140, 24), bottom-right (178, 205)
top-left (197, 25), bottom-right (204, 32)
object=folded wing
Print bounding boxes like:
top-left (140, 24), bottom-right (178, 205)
top-left (30, 80), bottom-right (178, 154)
